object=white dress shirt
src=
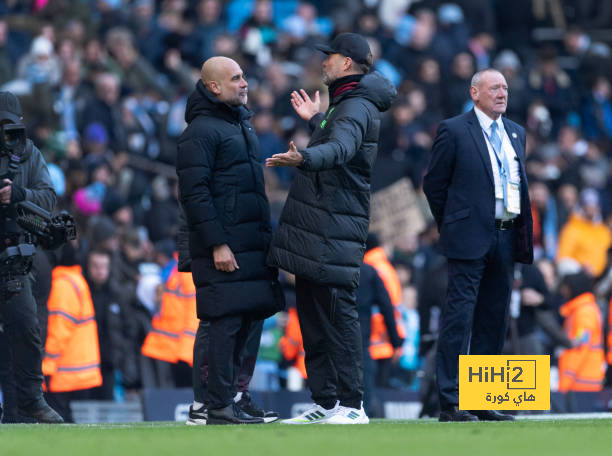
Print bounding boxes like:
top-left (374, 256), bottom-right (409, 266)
top-left (474, 107), bottom-right (520, 219)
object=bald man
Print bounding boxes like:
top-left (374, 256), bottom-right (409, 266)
top-left (176, 57), bottom-right (284, 425)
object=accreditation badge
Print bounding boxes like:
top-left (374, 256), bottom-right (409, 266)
top-left (506, 180), bottom-right (521, 215)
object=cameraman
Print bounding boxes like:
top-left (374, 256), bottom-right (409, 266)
top-left (0, 91), bottom-right (62, 423)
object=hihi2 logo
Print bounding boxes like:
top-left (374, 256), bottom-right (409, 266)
top-left (459, 355), bottom-right (550, 410)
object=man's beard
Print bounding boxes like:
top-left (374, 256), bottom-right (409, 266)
top-left (322, 70), bottom-right (334, 86)
top-left (228, 93), bottom-right (248, 106)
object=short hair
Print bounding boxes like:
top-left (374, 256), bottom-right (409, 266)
top-left (88, 249), bottom-right (111, 260)
top-left (561, 271), bottom-right (593, 300)
top-left (351, 52), bottom-right (373, 75)
top-left (470, 68), bottom-right (502, 88)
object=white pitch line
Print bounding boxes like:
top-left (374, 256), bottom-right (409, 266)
top-left (516, 413), bottom-right (612, 420)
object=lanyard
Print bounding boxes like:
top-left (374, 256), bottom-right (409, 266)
top-left (481, 124), bottom-right (511, 182)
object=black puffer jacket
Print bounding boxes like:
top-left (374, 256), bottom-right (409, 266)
top-left (176, 81), bottom-right (283, 319)
top-left (268, 72), bottom-right (396, 288)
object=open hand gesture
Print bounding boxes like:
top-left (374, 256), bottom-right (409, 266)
top-left (265, 141), bottom-right (304, 167)
top-left (290, 89), bottom-right (320, 121)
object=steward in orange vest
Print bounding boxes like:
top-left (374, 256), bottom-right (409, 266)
top-left (279, 307), bottom-right (306, 379)
top-left (607, 297), bottom-right (612, 366)
top-left (43, 263), bottom-right (102, 394)
top-left (558, 273), bottom-right (605, 392)
top-left (141, 253), bottom-right (198, 366)
top-left (364, 244), bottom-right (405, 361)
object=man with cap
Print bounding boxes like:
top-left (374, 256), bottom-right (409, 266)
top-left (0, 91), bottom-right (63, 423)
top-left (266, 33), bottom-right (397, 424)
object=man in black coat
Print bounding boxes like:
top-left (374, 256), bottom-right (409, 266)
top-left (176, 56), bottom-right (282, 425)
top-left (423, 69), bottom-right (533, 422)
top-left (176, 209), bottom-right (279, 425)
top-left (0, 91), bottom-right (63, 423)
top-left (266, 33), bottom-right (396, 424)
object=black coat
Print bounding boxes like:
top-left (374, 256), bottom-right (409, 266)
top-left (176, 81), bottom-right (283, 320)
top-left (268, 72), bottom-right (397, 288)
top-left (87, 279), bottom-right (127, 372)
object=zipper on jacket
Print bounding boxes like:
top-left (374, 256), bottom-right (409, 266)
top-left (315, 172), bottom-right (321, 198)
top-left (241, 121), bottom-right (265, 221)
top-left (329, 287), bottom-right (338, 324)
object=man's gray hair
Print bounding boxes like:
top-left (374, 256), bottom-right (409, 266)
top-left (470, 68), bottom-right (503, 88)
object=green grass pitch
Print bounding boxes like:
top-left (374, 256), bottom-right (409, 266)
top-left (1, 419), bottom-right (611, 456)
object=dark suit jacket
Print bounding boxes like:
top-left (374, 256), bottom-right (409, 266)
top-left (423, 109), bottom-right (533, 264)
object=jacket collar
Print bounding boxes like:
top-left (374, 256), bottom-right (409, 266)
top-left (466, 109), bottom-right (494, 187)
top-left (474, 106), bottom-right (503, 134)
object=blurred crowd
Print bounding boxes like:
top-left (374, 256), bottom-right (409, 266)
top-left (2, 0), bottom-right (612, 412)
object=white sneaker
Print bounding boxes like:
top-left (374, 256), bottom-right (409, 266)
top-left (324, 405), bottom-right (369, 424)
top-left (281, 402), bottom-right (339, 424)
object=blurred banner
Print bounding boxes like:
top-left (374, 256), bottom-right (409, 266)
top-left (370, 178), bottom-right (427, 246)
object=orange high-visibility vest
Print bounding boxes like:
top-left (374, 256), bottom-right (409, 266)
top-left (557, 213), bottom-right (612, 276)
top-left (279, 307), bottom-right (306, 379)
top-left (43, 265), bottom-right (102, 392)
top-left (608, 298), bottom-right (612, 365)
top-left (364, 247), bottom-right (405, 360)
top-left (177, 271), bottom-right (198, 366)
top-left (142, 258), bottom-right (196, 364)
top-left (558, 292), bottom-right (605, 392)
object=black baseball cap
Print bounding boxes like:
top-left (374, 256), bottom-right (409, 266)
top-left (314, 32), bottom-right (372, 64)
top-left (0, 91), bottom-right (22, 123)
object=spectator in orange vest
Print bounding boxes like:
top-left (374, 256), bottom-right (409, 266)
top-left (141, 245), bottom-right (198, 381)
top-left (364, 234), bottom-right (405, 387)
top-left (558, 271), bottom-right (605, 393)
top-left (280, 306), bottom-right (306, 381)
top-left (43, 242), bottom-right (103, 422)
top-left (607, 296), bottom-right (612, 384)
top-left (557, 188), bottom-right (612, 277)
top-left (357, 262), bottom-right (403, 416)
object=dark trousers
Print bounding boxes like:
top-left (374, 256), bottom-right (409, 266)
top-left (375, 358), bottom-right (393, 387)
top-left (0, 277), bottom-right (45, 410)
top-left (436, 227), bottom-right (514, 409)
top-left (88, 367), bottom-right (115, 400)
top-left (295, 277), bottom-right (363, 409)
top-left (192, 318), bottom-right (263, 405)
top-left (206, 313), bottom-right (253, 410)
top-left (44, 389), bottom-right (92, 423)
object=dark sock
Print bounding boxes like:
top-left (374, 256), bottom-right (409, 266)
top-left (319, 400), bottom-right (338, 410)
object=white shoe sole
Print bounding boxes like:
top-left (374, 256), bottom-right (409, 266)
top-left (263, 416), bottom-right (280, 423)
top-left (280, 417), bottom-right (332, 424)
top-left (186, 418), bottom-right (207, 425)
top-left (325, 416), bottom-right (370, 424)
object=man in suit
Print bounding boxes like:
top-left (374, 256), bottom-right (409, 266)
top-left (423, 69), bottom-right (533, 422)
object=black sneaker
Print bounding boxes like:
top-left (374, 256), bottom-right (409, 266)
top-left (207, 403), bottom-right (264, 425)
top-left (235, 392), bottom-right (279, 423)
top-left (186, 404), bottom-right (207, 425)
top-left (17, 403), bottom-right (64, 423)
